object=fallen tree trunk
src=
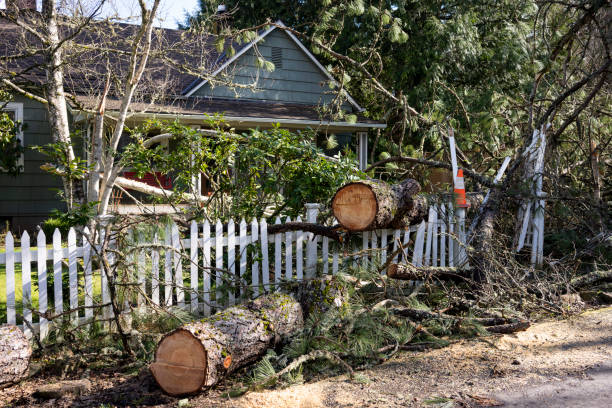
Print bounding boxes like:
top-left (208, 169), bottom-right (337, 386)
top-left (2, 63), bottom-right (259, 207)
top-left (387, 263), bottom-right (473, 282)
top-left (331, 178), bottom-right (423, 231)
top-left (0, 325), bottom-right (32, 389)
top-left (570, 269), bottom-right (612, 289)
top-left (150, 293), bottom-right (303, 396)
top-left (266, 222), bottom-right (341, 241)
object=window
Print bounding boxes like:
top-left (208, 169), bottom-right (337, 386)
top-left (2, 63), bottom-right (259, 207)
top-left (1, 102), bottom-right (24, 173)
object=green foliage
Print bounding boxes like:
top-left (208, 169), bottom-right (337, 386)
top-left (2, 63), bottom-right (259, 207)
top-left (121, 119), bottom-right (361, 220)
top-left (42, 201), bottom-right (98, 236)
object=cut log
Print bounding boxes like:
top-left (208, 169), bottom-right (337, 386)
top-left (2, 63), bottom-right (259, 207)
top-left (0, 325), bottom-right (32, 388)
top-left (331, 178), bottom-right (423, 231)
top-left (390, 306), bottom-right (520, 327)
top-left (150, 293), bottom-right (303, 396)
top-left (387, 263), bottom-right (473, 282)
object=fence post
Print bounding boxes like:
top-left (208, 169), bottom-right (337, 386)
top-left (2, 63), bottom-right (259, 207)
top-left (305, 203), bottom-right (321, 279)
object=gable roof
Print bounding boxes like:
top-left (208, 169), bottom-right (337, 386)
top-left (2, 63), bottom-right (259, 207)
top-left (183, 20), bottom-right (363, 112)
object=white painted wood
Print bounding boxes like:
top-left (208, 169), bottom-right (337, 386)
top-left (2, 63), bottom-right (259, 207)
top-left (53, 229), bottom-right (63, 316)
top-left (362, 230), bottom-right (369, 265)
top-left (239, 219), bottom-right (247, 298)
top-left (412, 221), bottom-right (426, 267)
top-left (517, 201), bottom-right (532, 252)
top-left (5, 232), bottom-right (15, 325)
top-left (251, 218), bottom-right (259, 297)
top-left (227, 219), bottom-right (236, 306)
top-left (137, 231), bottom-right (146, 307)
top-left (332, 243), bottom-right (339, 275)
top-left (439, 204), bottom-right (447, 267)
top-left (371, 230), bottom-right (378, 264)
top-left (215, 220), bottom-right (224, 307)
top-left (393, 229), bottom-right (401, 262)
top-left (285, 216), bottom-right (293, 280)
top-left (274, 217), bottom-right (282, 288)
top-left (172, 223), bottom-right (184, 307)
top-left (448, 205), bottom-right (455, 267)
top-left (295, 216), bottom-right (304, 280)
top-left (424, 208), bottom-right (435, 266)
top-left (164, 223), bottom-right (173, 307)
top-left (402, 228), bottom-right (411, 262)
top-left (37, 230), bottom-right (48, 339)
top-left (260, 218), bottom-right (270, 291)
top-left (68, 228), bottom-right (78, 322)
top-left (381, 229), bottom-right (388, 262)
top-left (322, 236), bottom-right (329, 275)
top-left (449, 132), bottom-right (458, 184)
top-left (431, 207), bottom-right (439, 267)
top-left (202, 221), bottom-right (211, 316)
top-left (305, 204), bottom-right (319, 279)
top-left (456, 208), bottom-right (467, 266)
top-left (151, 232), bottom-right (160, 306)
top-left (82, 228), bottom-right (93, 320)
top-left (190, 221), bottom-right (199, 313)
top-left (21, 231), bottom-right (32, 336)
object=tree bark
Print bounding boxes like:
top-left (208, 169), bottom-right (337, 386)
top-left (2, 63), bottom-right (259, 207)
top-left (0, 325), bottom-right (32, 389)
top-left (331, 178), bottom-right (423, 231)
top-left (387, 263), bottom-right (473, 282)
top-left (150, 293), bottom-right (303, 396)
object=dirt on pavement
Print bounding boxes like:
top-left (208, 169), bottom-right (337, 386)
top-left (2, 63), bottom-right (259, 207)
top-left (2, 306), bottom-right (611, 407)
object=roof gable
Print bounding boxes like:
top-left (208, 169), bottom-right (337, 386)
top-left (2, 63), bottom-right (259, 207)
top-left (183, 21), bottom-right (362, 111)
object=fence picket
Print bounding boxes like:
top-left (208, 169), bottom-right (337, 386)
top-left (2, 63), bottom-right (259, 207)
top-left (190, 221), bottom-right (199, 313)
top-left (393, 229), bottom-right (401, 262)
top-left (362, 230), bottom-right (369, 265)
top-left (227, 219), bottom-right (236, 306)
top-left (322, 236), bottom-right (329, 275)
top-left (295, 216), bottom-right (303, 281)
top-left (164, 223), bottom-right (173, 306)
top-left (381, 229), bottom-right (388, 262)
top-left (412, 221), bottom-right (426, 267)
top-left (260, 218), bottom-right (270, 291)
top-left (5, 232), bottom-right (15, 325)
top-left (274, 217), bottom-right (282, 287)
top-left (284, 217), bottom-right (293, 280)
top-left (137, 231), bottom-right (146, 306)
top-left (448, 205), bottom-right (455, 267)
top-left (172, 224), bottom-right (184, 308)
top-left (439, 204), bottom-right (447, 267)
top-left (21, 231), bottom-right (32, 336)
top-left (151, 232), bottom-right (159, 306)
top-left (202, 221), bottom-right (211, 316)
top-left (424, 208), bottom-right (435, 266)
top-left (68, 228), bottom-right (78, 322)
top-left (37, 230), bottom-right (48, 339)
top-left (251, 218), bottom-right (259, 297)
top-left (431, 207), bottom-right (439, 267)
top-left (53, 229), bottom-right (63, 318)
top-left (239, 219), bottom-right (247, 298)
top-left (215, 220), bottom-right (224, 307)
top-left (82, 228), bottom-right (93, 320)
top-left (332, 244), bottom-right (339, 275)
top-left (371, 230), bottom-right (378, 264)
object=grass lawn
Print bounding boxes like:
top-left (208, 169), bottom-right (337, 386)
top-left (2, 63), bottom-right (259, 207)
top-left (0, 254), bottom-right (102, 325)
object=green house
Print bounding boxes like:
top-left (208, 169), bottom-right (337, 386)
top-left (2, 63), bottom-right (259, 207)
top-left (0, 18), bottom-right (385, 230)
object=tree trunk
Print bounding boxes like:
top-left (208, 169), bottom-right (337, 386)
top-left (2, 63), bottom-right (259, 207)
top-left (150, 293), bottom-right (303, 396)
top-left (331, 178), bottom-right (423, 231)
top-left (387, 263), bottom-right (473, 282)
top-left (0, 325), bottom-right (32, 388)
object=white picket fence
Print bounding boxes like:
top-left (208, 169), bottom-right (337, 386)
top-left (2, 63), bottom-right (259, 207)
top-left (1, 202), bottom-right (467, 340)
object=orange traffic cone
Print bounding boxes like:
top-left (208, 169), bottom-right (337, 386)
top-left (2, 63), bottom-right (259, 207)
top-left (454, 169), bottom-right (469, 208)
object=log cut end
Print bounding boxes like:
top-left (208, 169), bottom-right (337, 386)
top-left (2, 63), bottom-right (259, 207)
top-left (150, 329), bottom-right (208, 396)
top-left (331, 183), bottom-right (377, 231)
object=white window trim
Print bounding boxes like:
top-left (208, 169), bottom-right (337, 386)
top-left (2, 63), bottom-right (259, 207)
top-left (1, 101), bottom-right (24, 172)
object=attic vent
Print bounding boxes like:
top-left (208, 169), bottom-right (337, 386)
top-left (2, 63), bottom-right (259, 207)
top-left (271, 47), bottom-right (283, 69)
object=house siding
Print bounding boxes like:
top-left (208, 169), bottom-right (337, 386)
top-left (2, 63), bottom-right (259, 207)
top-left (192, 29), bottom-right (353, 110)
top-left (0, 96), bottom-right (65, 231)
